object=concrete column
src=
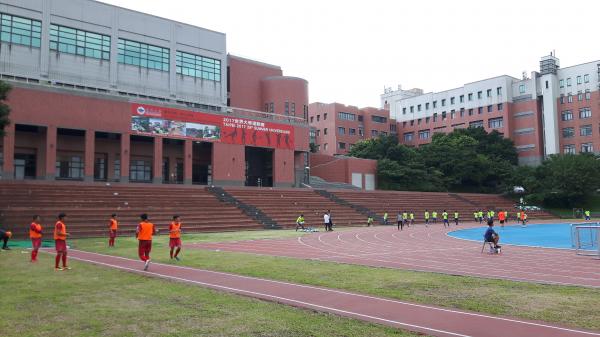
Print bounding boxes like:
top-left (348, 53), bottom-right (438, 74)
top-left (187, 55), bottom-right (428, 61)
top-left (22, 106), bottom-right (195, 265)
top-left (84, 129), bottom-right (95, 182)
top-left (2, 122), bottom-right (15, 180)
top-left (184, 139), bottom-right (193, 185)
top-left (212, 142), bottom-right (245, 186)
top-left (152, 137), bottom-right (163, 184)
top-left (45, 125), bottom-right (57, 180)
top-left (273, 148), bottom-right (295, 187)
top-left (120, 134), bottom-right (130, 183)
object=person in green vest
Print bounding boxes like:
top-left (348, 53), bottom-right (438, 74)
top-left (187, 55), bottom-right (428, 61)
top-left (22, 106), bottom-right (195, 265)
top-left (397, 212), bottom-right (403, 231)
top-left (516, 211), bottom-right (521, 224)
top-left (402, 211), bottom-right (408, 228)
top-left (367, 215), bottom-right (374, 227)
top-left (584, 210), bottom-right (591, 221)
top-left (478, 210), bottom-right (484, 224)
top-left (442, 210), bottom-right (449, 227)
top-left (383, 212), bottom-right (389, 225)
top-left (432, 211), bottom-right (438, 224)
top-left (504, 211), bottom-right (508, 222)
top-left (473, 211), bottom-right (478, 223)
top-left (295, 214), bottom-right (305, 231)
top-left (409, 212), bottom-right (415, 226)
top-left (454, 211), bottom-right (459, 226)
top-left (490, 210), bottom-right (496, 221)
top-left (424, 210), bottom-right (430, 227)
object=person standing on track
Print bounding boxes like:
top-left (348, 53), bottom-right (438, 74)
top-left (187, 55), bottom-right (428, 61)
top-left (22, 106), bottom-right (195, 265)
top-left (136, 213), bottom-right (157, 271)
top-left (442, 210), bottom-right (449, 227)
top-left (498, 210), bottom-right (506, 227)
top-left (169, 215), bottom-right (182, 261)
top-left (424, 210), bottom-right (430, 227)
top-left (432, 211), bottom-right (438, 224)
top-left (516, 211), bottom-right (521, 225)
top-left (54, 213), bottom-right (70, 271)
top-left (584, 210), bottom-right (591, 221)
top-left (409, 212), bottom-right (414, 227)
top-left (383, 212), bottom-right (389, 226)
top-left (397, 212), bottom-right (403, 231)
top-left (454, 211), bottom-right (459, 226)
top-left (367, 215), bottom-right (374, 227)
top-left (29, 215), bottom-right (43, 262)
top-left (490, 210), bottom-right (495, 221)
top-left (473, 211), bottom-right (478, 223)
top-left (108, 213), bottom-right (118, 247)
top-left (478, 210), bottom-right (484, 224)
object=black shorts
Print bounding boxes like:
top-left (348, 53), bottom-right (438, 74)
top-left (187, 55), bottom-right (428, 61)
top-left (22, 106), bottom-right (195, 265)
top-left (500, 220), bottom-right (504, 224)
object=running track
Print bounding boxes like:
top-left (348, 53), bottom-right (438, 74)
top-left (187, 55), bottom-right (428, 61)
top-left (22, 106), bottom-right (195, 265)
top-left (191, 223), bottom-right (600, 288)
top-left (64, 249), bottom-right (599, 337)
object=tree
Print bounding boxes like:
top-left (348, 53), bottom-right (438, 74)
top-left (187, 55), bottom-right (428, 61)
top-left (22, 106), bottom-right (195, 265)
top-left (0, 81), bottom-right (11, 137)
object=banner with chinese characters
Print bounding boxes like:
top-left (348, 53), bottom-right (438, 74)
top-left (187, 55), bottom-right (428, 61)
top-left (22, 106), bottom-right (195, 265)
top-left (130, 103), bottom-right (294, 150)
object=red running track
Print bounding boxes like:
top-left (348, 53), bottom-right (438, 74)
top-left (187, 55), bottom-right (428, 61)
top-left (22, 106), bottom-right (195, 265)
top-left (191, 223), bottom-right (600, 288)
top-left (63, 249), bottom-right (599, 337)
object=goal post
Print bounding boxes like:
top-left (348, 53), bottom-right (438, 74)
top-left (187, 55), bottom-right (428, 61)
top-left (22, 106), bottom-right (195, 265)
top-left (571, 223), bottom-right (600, 258)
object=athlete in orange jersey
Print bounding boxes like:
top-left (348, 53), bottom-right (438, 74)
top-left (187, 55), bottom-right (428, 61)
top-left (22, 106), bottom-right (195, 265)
top-left (29, 215), bottom-right (43, 262)
top-left (498, 210), bottom-right (506, 227)
top-left (136, 213), bottom-right (157, 270)
top-left (169, 215), bottom-right (182, 261)
top-left (54, 213), bottom-right (70, 270)
top-left (108, 214), bottom-right (118, 247)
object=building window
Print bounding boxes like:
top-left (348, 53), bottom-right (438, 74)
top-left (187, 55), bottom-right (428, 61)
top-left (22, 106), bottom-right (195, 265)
top-left (441, 99), bottom-right (446, 107)
top-left (323, 143), bottom-right (328, 151)
top-left (564, 144), bottom-right (576, 154)
top-left (578, 92), bottom-right (583, 102)
top-left (567, 94), bottom-right (573, 103)
top-left (310, 116), bottom-right (314, 123)
top-left (358, 127), bottom-right (364, 136)
top-left (56, 156), bottom-right (84, 180)
top-left (381, 131), bottom-right (388, 136)
top-left (497, 87), bottom-right (502, 95)
top-left (580, 125), bottom-right (592, 136)
top-left (50, 24), bottom-right (110, 60)
top-left (129, 159), bottom-right (152, 182)
top-left (425, 102), bottom-right (430, 110)
top-left (487, 89), bottom-right (492, 97)
top-left (450, 110), bottom-right (455, 119)
top-left (580, 107), bottom-right (591, 119)
top-left (425, 117), bottom-right (430, 123)
top-left (581, 143), bottom-right (594, 153)
top-left (403, 132), bottom-right (414, 142)
top-left (323, 113), bottom-right (328, 120)
top-left (519, 84), bottom-right (526, 94)
top-left (114, 158), bottom-right (121, 179)
top-left (417, 104), bottom-right (422, 112)
top-left (338, 142), bottom-right (346, 150)
top-left (417, 118), bottom-right (422, 125)
top-left (410, 106), bottom-right (414, 113)
top-left (560, 95), bottom-right (564, 104)
top-left (559, 79), bottom-right (564, 88)
top-left (433, 101), bottom-right (437, 108)
top-left (459, 108), bottom-right (464, 117)
top-left (468, 93), bottom-right (473, 101)
top-left (358, 115), bottom-right (363, 122)
top-left (410, 120), bottom-right (414, 126)
top-left (584, 74), bottom-right (590, 83)
top-left (450, 97), bottom-right (455, 105)
top-left (585, 90), bottom-right (591, 100)
top-left (469, 120), bottom-right (484, 128)
top-left (418, 130), bottom-right (430, 139)
top-left (285, 101), bottom-right (289, 115)
top-left (371, 130), bottom-right (379, 137)
top-left (0, 13), bottom-right (41, 48)
top-left (390, 124), bottom-right (397, 133)
top-left (269, 102), bottom-right (274, 113)
top-left (477, 91), bottom-right (483, 99)
top-left (459, 95), bottom-right (464, 103)
top-left (577, 76), bottom-right (582, 85)
top-left (442, 111), bottom-right (447, 121)
top-left (371, 115), bottom-right (387, 123)
top-left (433, 113), bottom-right (437, 122)
top-left (566, 78), bottom-right (571, 87)
top-left (316, 129), bottom-right (320, 137)
top-left (468, 108), bottom-right (473, 116)
top-left (562, 127), bottom-right (574, 138)
top-left (118, 38), bottom-right (170, 71)
top-left (561, 110), bottom-right (573, 121)
top-left (497, 103), bottom-right (503, 111)
top-left (487, 105), bottom-right (493, 113)
top-left (291, 103), bottom-right (296, 114)
top-left (348, 128), bottom-right (356, 135)
top-left (323, 128), bottom-right (327, 135)
top-left (338, 127), bottom-right (345, 135)
top-left (488, 117), bottom-right (503, 129)
top-left (402, 107), bottom-right (407, 115)
top-left (478, 107), bottom-right (483, 114)
top-left (337, 112), bottom-right (356, 121)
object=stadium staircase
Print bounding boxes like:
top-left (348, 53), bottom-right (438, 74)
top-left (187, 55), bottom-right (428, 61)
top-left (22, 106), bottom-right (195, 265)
top-left (206, 186), bottom-right (281, 229)
top-left (224, 187), bottom-right (367, 229)
top-left (0, 181), bottom-right (262, 238)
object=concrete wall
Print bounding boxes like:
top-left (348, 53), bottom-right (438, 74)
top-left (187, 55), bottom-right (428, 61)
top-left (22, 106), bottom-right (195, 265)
top-left (310, 153), bottom-right (377, 190)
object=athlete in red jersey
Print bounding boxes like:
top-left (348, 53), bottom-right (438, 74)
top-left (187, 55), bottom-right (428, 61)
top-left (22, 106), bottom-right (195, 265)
top-left (29, 215), bottom-right (43, 262)
top-left (136, 213), bottom-right (157, 271)
top-left (54, 213), bottom-right (70, 270)
top-left (169, 215), bottom-right (182, 261)
top-left (108, 214), bottom-right (118, 247)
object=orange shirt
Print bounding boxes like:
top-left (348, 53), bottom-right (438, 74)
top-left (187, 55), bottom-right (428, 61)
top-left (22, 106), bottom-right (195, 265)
top-left (137, 221), bottom-right (155, 241)
top-left (109, 219), bottom-right (118, 230)
top-left (54, 221), bottom-right (67, 241)
top-left (29, 222), bottom-right (43, 239)
top-left (521, 213), bottom-right (526, 220)
top-left (169, 222), bottom-right (181, 239)
top-left (498, 212), bottom-right (506, 221)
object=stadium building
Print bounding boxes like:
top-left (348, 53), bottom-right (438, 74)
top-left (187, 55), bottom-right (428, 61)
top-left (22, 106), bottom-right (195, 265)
top-left (382, 54), bottom-right (600, 165)
top-left (0, 0), bottom-right (311, 187)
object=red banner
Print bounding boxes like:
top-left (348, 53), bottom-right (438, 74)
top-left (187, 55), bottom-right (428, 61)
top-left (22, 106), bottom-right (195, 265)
top-left (130, 103), bottom-right (294, 150)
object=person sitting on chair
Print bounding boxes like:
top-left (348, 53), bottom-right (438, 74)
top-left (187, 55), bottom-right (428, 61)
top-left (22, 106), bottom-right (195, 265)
top-left (296, 214), bottom-right (306, 231)
top-left (484, 219), bottom-right (501, 252)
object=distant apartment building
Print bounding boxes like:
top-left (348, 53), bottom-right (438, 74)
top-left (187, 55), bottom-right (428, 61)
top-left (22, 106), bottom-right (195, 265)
top-left (308, 103), bottom-right (396, 156)
top-left (382, 54), bottom-right (600, 165)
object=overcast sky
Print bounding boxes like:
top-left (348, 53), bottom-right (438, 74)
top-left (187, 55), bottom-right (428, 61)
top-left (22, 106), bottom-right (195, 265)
top-left (102, 0), bottom-right (600, 108)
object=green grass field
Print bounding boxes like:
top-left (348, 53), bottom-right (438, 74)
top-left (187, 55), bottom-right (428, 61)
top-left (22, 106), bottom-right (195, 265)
top-left (67, 230), bottom-right (600, 331)
top-left (0, 250), bottom-right (420, 337)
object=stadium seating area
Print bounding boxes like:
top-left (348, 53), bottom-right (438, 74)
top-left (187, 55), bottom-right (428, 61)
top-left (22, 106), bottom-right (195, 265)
top-left (0, 181), bottom-right (555, 238)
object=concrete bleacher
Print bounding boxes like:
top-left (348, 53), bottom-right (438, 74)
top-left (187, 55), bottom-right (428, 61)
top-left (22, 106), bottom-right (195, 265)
top-left (455, 193), bottom-right (555, 219)
top-left (224, 187), bottom-right (366, 229)
top-left (0, 181), bottom-right (260, 238)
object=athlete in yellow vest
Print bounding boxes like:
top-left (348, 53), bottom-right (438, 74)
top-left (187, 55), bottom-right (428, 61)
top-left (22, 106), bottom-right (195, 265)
top-left (424, 210), bottom-right (430, 227)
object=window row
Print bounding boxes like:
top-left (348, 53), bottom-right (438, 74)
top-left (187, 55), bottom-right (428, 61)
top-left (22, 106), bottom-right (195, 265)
top-left (561, 108), bottom-right (592, 121)
top-left (50, 24), bottom-right (110, 60)
top-left (562, 125), bottom-right (594, 138)
top-left (337, 112), bottom-right (356, 121)
top-left (559, 74), bottom-right (591, 88)
top-left (401, 87), bottom-right (504, 115)
top-left (560, 90), bottom-right (592, 104)
top-left (0, 13), bottom-right (41, 47)
top-left (564, 143), bottom-right (594, 154)
top-left (176, 51), bottom-right (221, 81)
top-left (403, 119), bottom-right (503, 142)
top-left (403, 102), bottom-right (504, 116)
top-left (401, 104), bottom-right (504, 128)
